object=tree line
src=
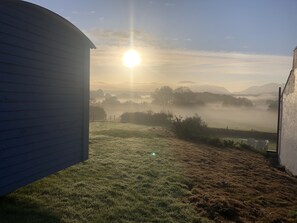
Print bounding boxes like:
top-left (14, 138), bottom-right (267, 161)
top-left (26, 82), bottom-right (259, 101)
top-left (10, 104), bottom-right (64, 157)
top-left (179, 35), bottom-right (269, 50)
top-left (151, 86), bottom-right (253, 107)
top-left (91, 86), bottom-right (253, 108)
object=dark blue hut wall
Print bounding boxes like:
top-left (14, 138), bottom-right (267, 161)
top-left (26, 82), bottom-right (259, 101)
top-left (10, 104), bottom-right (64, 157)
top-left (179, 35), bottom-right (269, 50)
top-left (0, 2), bottom-right (89, 196)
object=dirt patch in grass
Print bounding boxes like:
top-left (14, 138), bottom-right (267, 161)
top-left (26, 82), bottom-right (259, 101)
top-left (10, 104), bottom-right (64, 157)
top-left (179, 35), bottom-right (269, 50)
top-left (168, 137), bottom-right (297, 222)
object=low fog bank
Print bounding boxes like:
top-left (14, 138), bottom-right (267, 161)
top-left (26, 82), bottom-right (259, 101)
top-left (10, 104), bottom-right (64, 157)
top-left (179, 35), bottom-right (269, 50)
top-left (99, 104), bottom-right (277, 133)
top-left (91, 87), bottom-right (278, 133)
top-left (171, 105), bottom-right (277, 132)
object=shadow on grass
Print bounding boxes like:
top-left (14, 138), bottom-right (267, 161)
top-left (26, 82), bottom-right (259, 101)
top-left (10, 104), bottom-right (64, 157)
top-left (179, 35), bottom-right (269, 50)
top-left (0, 196), bottom-right (60, 223)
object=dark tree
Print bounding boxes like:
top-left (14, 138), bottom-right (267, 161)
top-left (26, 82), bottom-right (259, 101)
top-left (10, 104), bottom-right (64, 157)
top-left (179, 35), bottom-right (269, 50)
top-left (101, 95), bottom-right (121, 107)
top-left (90, 89), bottom-right (105, 99)
top-left (151, 86), bottom-right (174, 106)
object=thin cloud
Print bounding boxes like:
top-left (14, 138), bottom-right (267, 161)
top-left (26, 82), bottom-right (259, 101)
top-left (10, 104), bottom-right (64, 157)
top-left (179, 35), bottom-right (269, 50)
top-left (85, 29), bottom-right (161, 48)
top-left (88, 29), bottom-right (291, 92)
top-left (178, 81), bottom-right (196, 84)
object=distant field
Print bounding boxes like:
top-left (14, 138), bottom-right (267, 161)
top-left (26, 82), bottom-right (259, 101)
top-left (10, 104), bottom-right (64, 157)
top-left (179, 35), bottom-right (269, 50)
top-left (0, 122), bottom-right (296, 222)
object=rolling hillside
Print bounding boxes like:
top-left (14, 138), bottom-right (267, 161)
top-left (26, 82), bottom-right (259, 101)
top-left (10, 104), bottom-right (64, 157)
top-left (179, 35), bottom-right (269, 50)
top-left (235, 83), bottom-right (284, 95)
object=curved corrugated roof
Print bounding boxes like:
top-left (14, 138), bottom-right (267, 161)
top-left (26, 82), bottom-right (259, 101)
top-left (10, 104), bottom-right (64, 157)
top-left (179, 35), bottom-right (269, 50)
top-left (1, 0), bottom-right (96, 49)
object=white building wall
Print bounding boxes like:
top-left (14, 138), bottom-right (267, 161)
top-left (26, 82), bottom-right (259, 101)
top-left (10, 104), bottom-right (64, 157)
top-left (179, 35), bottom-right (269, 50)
top-left (280, 49), bottom-right (297, 176)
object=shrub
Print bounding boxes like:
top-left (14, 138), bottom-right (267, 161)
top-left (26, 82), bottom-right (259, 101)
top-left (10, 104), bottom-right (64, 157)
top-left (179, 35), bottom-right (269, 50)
top-left (171, 115), bottom-right (209, 140)
top-left (223, 139), bottom-right (237, 148)
top-left (237, 142), bottom-right (252, 150)
top-left (89, 106), bottom-right (107, 121)
top-left (171, 115), bottom-right (244, 148)
top-left (120, 111), bottom-right (172, 126)
top-left (205, 137), bottom-right (224, 147)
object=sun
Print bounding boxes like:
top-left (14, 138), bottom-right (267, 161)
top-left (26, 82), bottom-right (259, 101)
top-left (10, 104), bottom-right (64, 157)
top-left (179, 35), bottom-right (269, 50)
top-left (122, 49), bottom-right (142, 68)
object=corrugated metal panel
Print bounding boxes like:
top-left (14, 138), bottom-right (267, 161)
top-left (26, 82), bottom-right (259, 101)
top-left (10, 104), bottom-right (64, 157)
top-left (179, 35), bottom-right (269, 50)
top-left (0, 32), bottom-right (83, 62)
top-left (0, 22), bottom-right (83, 56)
top-left (0, 1), bottom-right (95, 49)
top-left (0, 131), bottom-right (82, 160)
top-left (0, 121), bottom-right (81, 141)
top-left (0, 43), bottom-right (82, 70)
top-left (0, 142), bottom-right (82, 178)
top-left (0, 82), bottom-right (81, 94)
top-left (0, 64), bottom-right (82, 83)
top-left (0, 53), bottom-right (82, 75)
top-left (0, 1), bottom-right (92, 195)
top-left (0, 13), bottom-right (83, 49)
top-left (0, 157), bottom-right (82, 196)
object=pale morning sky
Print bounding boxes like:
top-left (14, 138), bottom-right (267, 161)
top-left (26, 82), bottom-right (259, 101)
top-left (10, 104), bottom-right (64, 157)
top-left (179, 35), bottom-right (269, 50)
top-left (26, 0), bottom-right (297, 92)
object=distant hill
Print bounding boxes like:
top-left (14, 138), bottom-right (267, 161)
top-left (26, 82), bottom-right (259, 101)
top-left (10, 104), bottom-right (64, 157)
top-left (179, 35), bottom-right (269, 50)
top-left (188, 85), bottom-right (231, 94)
top-left (235, 83), bottom-right (284, 95)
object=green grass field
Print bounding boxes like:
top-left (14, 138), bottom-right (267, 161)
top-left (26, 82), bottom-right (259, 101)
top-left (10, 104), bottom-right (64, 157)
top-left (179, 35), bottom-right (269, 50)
top-left (1, 122), bottom-right (296, 222)
top-left (0, 122), bottom-right (204, 223)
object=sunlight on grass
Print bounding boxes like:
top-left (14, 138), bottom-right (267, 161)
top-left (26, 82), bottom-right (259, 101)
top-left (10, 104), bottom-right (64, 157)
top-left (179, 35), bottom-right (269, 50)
top-left (0, 122), bottom-right (205, 223)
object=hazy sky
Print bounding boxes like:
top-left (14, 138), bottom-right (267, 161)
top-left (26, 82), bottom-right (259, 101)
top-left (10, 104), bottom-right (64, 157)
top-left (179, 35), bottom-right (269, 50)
top-left (26, 0), bottom-right (297, 92)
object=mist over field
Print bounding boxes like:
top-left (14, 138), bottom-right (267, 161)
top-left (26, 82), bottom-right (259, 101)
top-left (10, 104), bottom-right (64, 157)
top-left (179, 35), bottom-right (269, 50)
top-left (91, 88), bottom-right (278, 132)
top-left (167, 104), bottom-right (277, 132)
top-left (105, 105), bottom-right (277, 132)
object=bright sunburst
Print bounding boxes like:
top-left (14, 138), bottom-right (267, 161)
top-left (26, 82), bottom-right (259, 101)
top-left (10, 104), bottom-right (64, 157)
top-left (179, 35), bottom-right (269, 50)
top-left (122, 49), bottom-right (142, 68)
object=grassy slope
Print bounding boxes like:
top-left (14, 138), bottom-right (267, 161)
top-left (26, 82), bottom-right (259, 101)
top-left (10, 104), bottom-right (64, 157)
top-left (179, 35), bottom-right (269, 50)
top-left (0, 122), bottom-right (204, 223)
top-left (1, 122), bottom-right (296, 222)
top-left (170, 138), bottom-right (297, 222)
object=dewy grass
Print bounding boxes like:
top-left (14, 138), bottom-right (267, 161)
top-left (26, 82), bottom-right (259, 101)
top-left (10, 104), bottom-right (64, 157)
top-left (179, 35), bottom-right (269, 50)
top-left (0, 122), bottom-right (205, 223)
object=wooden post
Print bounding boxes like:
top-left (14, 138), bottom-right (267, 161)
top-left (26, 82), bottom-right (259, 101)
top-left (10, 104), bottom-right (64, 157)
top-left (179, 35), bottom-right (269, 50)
top-left (276, 87), bottom-right (281, 157)
top-left (293, 47), bottom-right (297, 70)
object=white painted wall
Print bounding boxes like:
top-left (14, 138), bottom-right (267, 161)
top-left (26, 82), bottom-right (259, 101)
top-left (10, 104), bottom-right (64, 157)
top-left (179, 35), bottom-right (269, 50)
top-left (280, 50), bottom-right (297, 176)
